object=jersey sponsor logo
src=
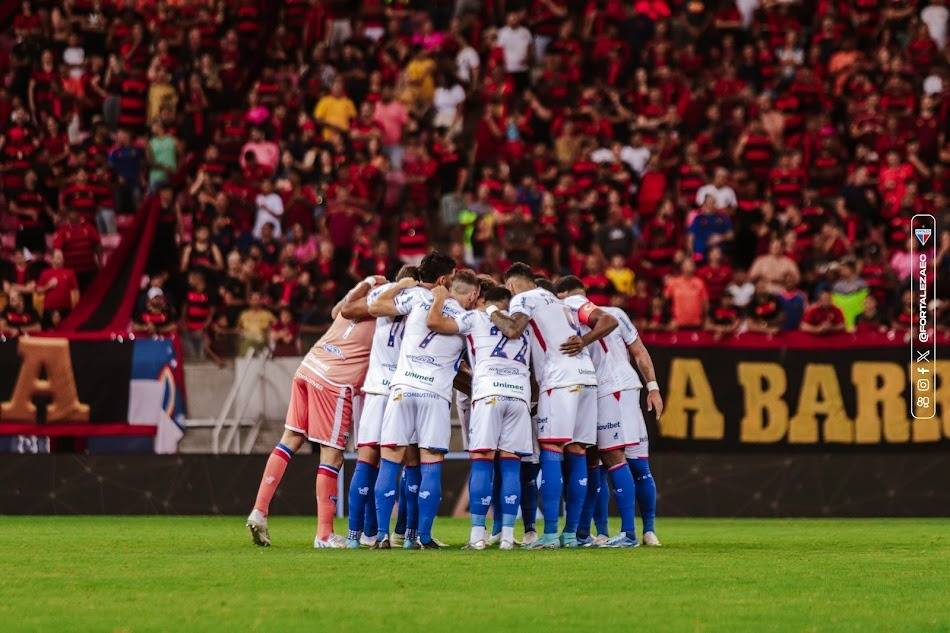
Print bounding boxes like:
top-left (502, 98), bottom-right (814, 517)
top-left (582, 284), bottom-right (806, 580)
top-left (402, 388), bottom-right (439, 398)
top-left (491, 367), bottom-right (521, 376)
top-left (358, 486), bottom-right (369, 496)
top-left (480, 496), bottom-right (492, 505)
top-left (504, 494), bottom-right (517, 505)
top-left (384, 489), bottom-right (396, 498)
top-left (597, 421), bottom-right (622, 431)
top-left (404, 371), bottom-right (435, 384)
top-left (321, 343), bottom-right (345, 358)
top-left (578, 368), bottom-right (596, 376)
top-left (408, 484), bottom-right (419, 493)
top-left (491, 381), bottom-right (524, 391)
top-left (419, 490), bottom-right (431, 499)
top-left (408, 354), bottom-right (437, 365)
top-left (578, 477), bottom-right (588, 486)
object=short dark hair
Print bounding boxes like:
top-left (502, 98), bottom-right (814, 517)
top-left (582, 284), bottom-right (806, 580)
top-left (418, 251), bottom-right (456, 283)
top-left (535, 277), bottom-right (555, 293)
top-left (396, 265), bottom-right (419, 282)
top-left (451, 268), bottom-right (479, 290)
top-left (554, 275), bottom-right (585, 295)
top-left (483, 286), bottom-right (512, 304)
top-left (477, 276), bottom-right (496, 299)
top-left (503, 262), bottom-right (534, 282)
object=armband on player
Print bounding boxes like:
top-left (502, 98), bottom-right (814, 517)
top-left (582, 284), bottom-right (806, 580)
top-left (485, 305), bottom-right (500, 317)
top-left (646, 380), bottom-right (660, 392)
top-left (362, 276), bottom-right (378, 288)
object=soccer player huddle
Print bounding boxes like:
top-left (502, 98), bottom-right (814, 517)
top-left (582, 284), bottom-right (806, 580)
top-left (246, 252), bottom-right (664, 550)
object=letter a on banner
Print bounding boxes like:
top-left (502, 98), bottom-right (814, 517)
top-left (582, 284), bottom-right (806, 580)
top-left (0, 337), bottom-right (90, 423)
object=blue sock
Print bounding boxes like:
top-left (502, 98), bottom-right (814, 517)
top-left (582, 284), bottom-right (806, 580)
top-left (363, 494), bottom-right (378, 539)
top-left (394, 470), bottom-right (407, 535)
top-left (608, 461), bottom-right (637, 537)
top-left (562, 452), bottom-right (589, 534)
top-left (373, 459), bottom-right (401, 540)
top-left (520, 461), bottom-right (540, 532)
top-left (417, 461), bottom-right (442, 544)
top-left (629, 458), bottom-right (657, 535)
top-left (538, 449), bottom-right (563, 535)
top-left (347, 461), bottom-right (378, 540)
top-left (499, 457), bottom-right (520, 528)
top-left (468, 458), bottom-right (493, 529)
top-left (594, 464), bottom-right (610, 536)
top-left (576, 465), bottom-right (600, 540)
top-left (491, 459), bottom-right (503, 536)
top-left (403, 465), bottom-right (421, 541)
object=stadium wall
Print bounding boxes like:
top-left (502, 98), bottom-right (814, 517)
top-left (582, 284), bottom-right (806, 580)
top-left (1, 453), bottom-right (948, 517)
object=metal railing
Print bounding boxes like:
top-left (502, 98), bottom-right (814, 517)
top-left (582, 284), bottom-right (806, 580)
top-left (210, 347), bottom-right (272, 454)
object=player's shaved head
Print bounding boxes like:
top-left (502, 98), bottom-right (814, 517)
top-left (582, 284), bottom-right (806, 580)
top-left (451, 269), bottom-right (479, 291)
top-left (535, 277), bottom-right (555, 293)
top-left (554, 275), bottom-right (586, 297)
top-left (418, 251), bottom-right (456, 284)
top-left (451, 269), bottom-right (480, 309)
top-left (396, 265), bottom-right (419, 281)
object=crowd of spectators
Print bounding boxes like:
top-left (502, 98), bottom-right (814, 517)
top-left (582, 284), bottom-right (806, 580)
top-left (2, 0), bottom-right (950, 354)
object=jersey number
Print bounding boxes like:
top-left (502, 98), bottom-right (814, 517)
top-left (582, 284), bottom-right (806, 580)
top-left (387, 316), bottom-right (404, 347)
top-left (563, 307), bottom-right (581, 336)
top-left (418, 329), bottom-right (438, 348)
top-left (489, 326), bottom-right (528, 365)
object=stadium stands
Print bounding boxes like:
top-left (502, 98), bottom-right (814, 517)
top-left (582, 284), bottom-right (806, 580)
top-left (1, 0), bottom-right (948, 356)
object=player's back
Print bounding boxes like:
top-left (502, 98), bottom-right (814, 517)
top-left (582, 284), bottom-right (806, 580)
top-left (362, 282), bottom-right (406, 395)
top-left (391, 288), bottom-right (467, 400)
top-left (297, 312), bottom-right (375, 389)
top-left (510, 287), bottom-right (596, 390)
top-left (465, 310), bottom-right (531, 403)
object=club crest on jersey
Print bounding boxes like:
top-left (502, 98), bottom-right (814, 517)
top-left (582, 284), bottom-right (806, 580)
top-left (915, 228), bottom-right (932, 246)
top-left (419, 491), bottom-right (431, 499)
top-left (358, 486), bottom-right (369, 496)
top-left (408, 484), bottom-right (419, 493)
top-left (504, 495), bottom-right (517, 504)
top-left (480, 496), bottom-right (492, 505)
top-left (321, 343), bottom-right (344, 358)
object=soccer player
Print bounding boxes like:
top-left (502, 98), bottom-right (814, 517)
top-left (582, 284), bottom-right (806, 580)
top-left (556, 275), bottom-right (665, 547)
top-left (427, 284), bottom-right (533, 550)
top-left (488, 263), bottom-right (617, 548)
top-left (345, 265), bottom-right (419, 548)
top-left (246, 276), bottom-right (384, 548)
top-left (365, 253), bottom-right (455, 547)
top-left (371, 260), bottom-right (478, 549)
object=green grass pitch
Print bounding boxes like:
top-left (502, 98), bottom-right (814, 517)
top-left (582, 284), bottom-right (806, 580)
top-left (1, 517), bottom-right (948, 632)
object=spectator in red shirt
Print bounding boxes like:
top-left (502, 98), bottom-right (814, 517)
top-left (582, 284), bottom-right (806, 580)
top-left (52, 210), bottom-right (101, 291)
top-left (36, 249), bottom-right (79, 316)
top-left (801, 289), bottom-right (847, 335)
top-left (133, 287), bottom-right (179, 335)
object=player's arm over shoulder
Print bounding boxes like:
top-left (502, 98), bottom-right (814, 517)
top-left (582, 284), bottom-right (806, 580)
top-left (490, 292), bottom-right (531, 338)
top-left (577, 300), bottom-right (618, 344)
top-left (368, 278), bottom-right (418, 317)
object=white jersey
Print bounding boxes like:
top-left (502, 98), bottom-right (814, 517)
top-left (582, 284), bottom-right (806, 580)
top-left (563, 295), bottom-right (642, 395)
top-left (509, 287), bottom-right (597, 390)
top-left (362, 282), bottom-right (404, 395)
top-left (458, 310), bottom-right (531, 403)
top-left (389, 287), bottom-right (470, 401)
